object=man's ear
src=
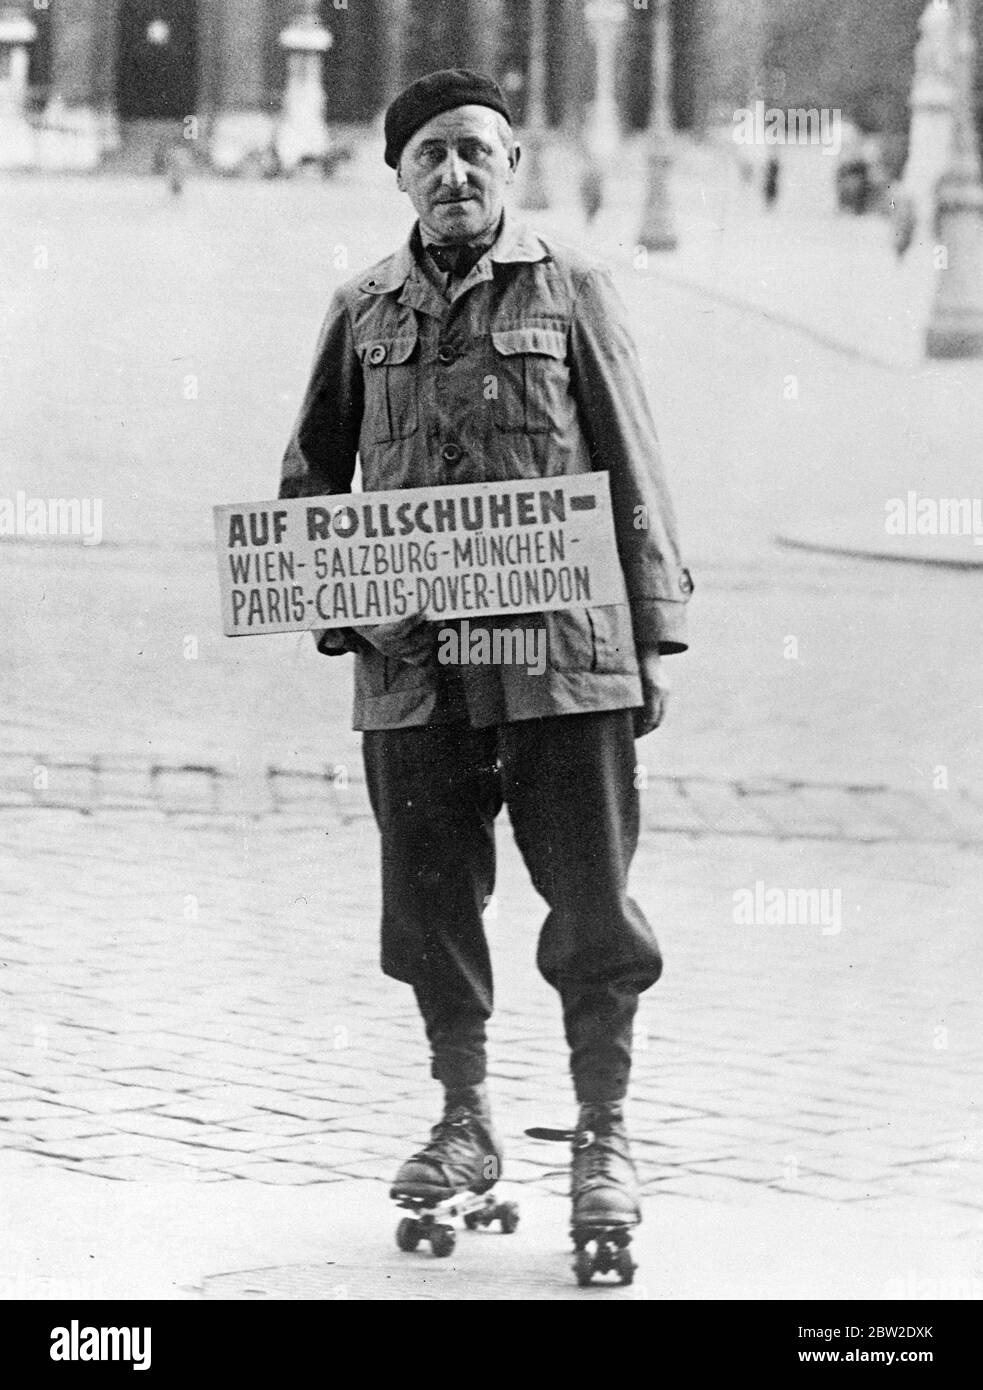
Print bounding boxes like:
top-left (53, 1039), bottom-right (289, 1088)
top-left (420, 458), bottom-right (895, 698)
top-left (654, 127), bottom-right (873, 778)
top-left (509, 144), bottom-right (521, 179)
top-left (396, 157), bottom-right (407, 192)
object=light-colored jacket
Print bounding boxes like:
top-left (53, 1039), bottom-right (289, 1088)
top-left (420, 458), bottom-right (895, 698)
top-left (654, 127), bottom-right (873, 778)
top-left (279, 215), bottom-right (692, 730)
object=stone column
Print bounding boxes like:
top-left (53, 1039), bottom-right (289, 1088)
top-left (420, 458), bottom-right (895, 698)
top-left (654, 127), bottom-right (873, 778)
top-left (637, 0), bottom-right (678, 251)
top-left (903, 0), bottom-right (959, 228)
top-left (927, 0), bottom-right (983, 357)
top-left (95, 0), bottom-right (122, 155)
top-left (39, 0), bottom-right (103, 169)
top-left (580, 0), bottom-right (625, 221)
top-left (374, 0), bottom-right (411, 114)
top-left (584, 0), bottom-right (623, 161)
top-left (519, 0), bottom-right (549, 208)
top-left (560, 0), bottom-right (589, 139)
top-left (0, 2), bottom-right (35, 169)
top-left (210, 0), bottom-right (276, 173)
top-left (467, 0), bottom-right (503, 78)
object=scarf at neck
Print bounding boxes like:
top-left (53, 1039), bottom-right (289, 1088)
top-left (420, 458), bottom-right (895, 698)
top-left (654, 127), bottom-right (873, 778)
top-left (424, 241), bottom-right (489, 280)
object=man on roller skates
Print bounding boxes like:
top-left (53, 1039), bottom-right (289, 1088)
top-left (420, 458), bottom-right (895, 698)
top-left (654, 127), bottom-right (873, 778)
top-left (279, 69), bottom-right (692, 1274)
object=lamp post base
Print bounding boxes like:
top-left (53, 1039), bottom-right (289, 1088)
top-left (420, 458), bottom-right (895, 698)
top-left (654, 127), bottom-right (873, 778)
top-left (37, 102), bottom-right (104, 172)
top-left (926, 171), bottom-right (983, 358)
top-left (210, 111), bottom-right (276, 175)
top-left (637, 149), bottom-right (678, 252)
top-left (0, 113), bottom-right (35, 169)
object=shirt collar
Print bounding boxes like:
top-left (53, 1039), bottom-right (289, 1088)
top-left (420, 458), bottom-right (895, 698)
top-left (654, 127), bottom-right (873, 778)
top-left (418, 214), bottom-right (501, 255)
top-left (358, 210), bottom-right (551, 297)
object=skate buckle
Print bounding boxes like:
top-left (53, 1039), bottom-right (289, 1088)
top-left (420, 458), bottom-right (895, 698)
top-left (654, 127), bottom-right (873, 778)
top-left (524, 1125), bottom-right (596, 1149)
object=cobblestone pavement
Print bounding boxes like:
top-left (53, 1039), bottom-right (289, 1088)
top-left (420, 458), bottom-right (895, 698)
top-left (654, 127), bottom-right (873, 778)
top-left (2, 811), bottom-right (981, 1254)
top-left (4, 751), bottom-right (983, 846)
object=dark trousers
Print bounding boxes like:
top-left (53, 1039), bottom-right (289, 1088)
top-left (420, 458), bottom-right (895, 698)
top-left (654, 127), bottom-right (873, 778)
top-left (362, 710), bottom-right (662, 1103)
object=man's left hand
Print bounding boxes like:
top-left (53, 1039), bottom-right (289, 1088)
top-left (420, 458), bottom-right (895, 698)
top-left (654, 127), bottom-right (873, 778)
top-left (350, 613), bottom-right (434, 668)
top-left (634, 648), bottom-right (670, 738)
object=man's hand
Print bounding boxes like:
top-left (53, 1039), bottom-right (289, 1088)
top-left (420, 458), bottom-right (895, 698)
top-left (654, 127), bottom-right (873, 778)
top-left (350, 614), bottom-right (434, 668)
top-left (634, 648), bottom-right (670, 738)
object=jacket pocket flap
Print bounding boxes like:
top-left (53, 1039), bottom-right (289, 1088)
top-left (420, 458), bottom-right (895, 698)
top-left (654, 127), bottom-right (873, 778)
top-left (356, 334), bottom-right (418, 366)
top-left (491, 326), bottom-right (566, 359)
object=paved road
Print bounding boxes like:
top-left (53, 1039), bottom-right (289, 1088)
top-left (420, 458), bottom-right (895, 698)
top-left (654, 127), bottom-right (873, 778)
top-left (2, 808), bottom-right (981, 1296)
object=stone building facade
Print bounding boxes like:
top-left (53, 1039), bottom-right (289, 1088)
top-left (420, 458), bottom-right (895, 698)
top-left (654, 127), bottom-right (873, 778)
top-left (3, 0), bottom-right (960, 174)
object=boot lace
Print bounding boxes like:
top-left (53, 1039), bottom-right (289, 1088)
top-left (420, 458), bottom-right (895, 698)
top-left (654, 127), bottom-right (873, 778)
top-left (573, 1127), bottom-right (619, 1189)
top-left (411, 1106), bottom-right (483, 1168)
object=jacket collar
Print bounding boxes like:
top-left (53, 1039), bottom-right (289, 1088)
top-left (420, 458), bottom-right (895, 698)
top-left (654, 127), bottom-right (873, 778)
top-left (357, 211), bottom-right (550, 298)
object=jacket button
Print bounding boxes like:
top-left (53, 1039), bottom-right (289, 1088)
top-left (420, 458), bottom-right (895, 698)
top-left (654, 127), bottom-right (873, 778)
top-left (679, 568), bottom-right (694, 596)
top-left (437, 345), bottom-right (456, 365)
top-left (367, 344), bottom-right (387, 365)
top-left (441, 443), bottom-right (463, 465)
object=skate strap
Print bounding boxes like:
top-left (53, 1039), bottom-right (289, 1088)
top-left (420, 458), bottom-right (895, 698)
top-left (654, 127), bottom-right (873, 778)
top-left (525, 1127), bottom-right (576, 1142)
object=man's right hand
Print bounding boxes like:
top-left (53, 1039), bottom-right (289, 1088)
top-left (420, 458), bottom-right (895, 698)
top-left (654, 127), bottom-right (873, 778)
top-left (350, 614), bottom-right (434, 668)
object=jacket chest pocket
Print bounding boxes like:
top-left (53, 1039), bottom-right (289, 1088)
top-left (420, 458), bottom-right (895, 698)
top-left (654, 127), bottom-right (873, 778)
top-left (356, 332), bottom-right (420, 442)
top-left (489, 326), bottom-right (568, 434)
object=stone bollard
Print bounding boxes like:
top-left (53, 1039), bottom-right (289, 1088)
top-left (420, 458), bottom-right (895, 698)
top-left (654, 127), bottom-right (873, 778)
top-left (276, 4), bottom-right (334, 176)
top-left (901, 0), bottom-right (958, 235)
top-left (0, 4), bottom-right (36, 170)
top-left (581, 0), bottom-right (626, 224)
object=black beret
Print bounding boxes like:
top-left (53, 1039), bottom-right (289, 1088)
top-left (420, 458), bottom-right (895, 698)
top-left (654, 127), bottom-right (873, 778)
top-left (384, 68), bottom-right (513, 169)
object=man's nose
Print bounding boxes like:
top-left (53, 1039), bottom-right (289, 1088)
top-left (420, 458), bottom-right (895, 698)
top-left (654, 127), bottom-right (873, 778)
top-left (440, 151), bottom-right (468, 187)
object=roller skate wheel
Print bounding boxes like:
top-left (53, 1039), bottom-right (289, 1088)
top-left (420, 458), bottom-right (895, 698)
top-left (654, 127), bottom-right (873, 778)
top-left (395, 1216), bottom-right (421, 1252)
top-left (430, 1225), bottom-right (456, 1258)
top-left (464, 1211), bottom-right (483, 1231)
top-left (497, 1201), bottom-right (520, 1234)
top-left (574, 1249), bottom-right (595, 1287)
top-left (614, 1248), bottom-right (636, 1284)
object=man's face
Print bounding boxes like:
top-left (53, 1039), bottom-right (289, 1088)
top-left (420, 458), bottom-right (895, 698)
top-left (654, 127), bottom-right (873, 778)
top-left (396, 105), bottom-right (519, 244)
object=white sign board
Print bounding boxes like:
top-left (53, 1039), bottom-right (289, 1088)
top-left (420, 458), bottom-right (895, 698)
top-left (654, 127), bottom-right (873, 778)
top-left (214, 473), bottom-right (625, 637)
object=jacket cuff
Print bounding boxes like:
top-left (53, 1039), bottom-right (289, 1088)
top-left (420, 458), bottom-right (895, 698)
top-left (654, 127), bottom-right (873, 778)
top-left (630, 599), bottom-right (689, 654)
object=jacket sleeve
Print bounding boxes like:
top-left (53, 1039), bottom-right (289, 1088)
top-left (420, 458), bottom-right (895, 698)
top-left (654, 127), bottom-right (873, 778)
top-left (278, 286), bottom-right (364, 655)
top-left (279, 285), bottom-right (363, 500)
top-left (568, 267), bottom-right (692, 654)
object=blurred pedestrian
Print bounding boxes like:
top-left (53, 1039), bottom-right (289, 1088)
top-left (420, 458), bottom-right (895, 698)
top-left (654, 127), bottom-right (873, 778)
top-left (162, 142), bottom-right (191, 195)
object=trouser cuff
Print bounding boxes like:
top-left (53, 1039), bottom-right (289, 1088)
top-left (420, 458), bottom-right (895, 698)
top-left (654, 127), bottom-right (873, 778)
top-left (574, 1077), bottom-right (629, 1104)
top-left (430, 1046), bottom-right (487, 1090)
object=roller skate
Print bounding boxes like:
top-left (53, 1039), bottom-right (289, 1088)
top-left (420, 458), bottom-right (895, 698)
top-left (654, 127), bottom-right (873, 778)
top-left (391, 1091), bottom-right (518, 1258)
top-left (527, 1101), bottom-right (640, 1287)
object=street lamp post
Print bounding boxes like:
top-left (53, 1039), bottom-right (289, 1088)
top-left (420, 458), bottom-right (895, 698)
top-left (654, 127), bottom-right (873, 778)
top-left (926, 0), bottom-right (983, 357)
top-left (519, 0), bottom-right (550, 209)
top-left (638, 0), bottom-right (678, 251)
top-left (582, 0), bottom-right (626, 222)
